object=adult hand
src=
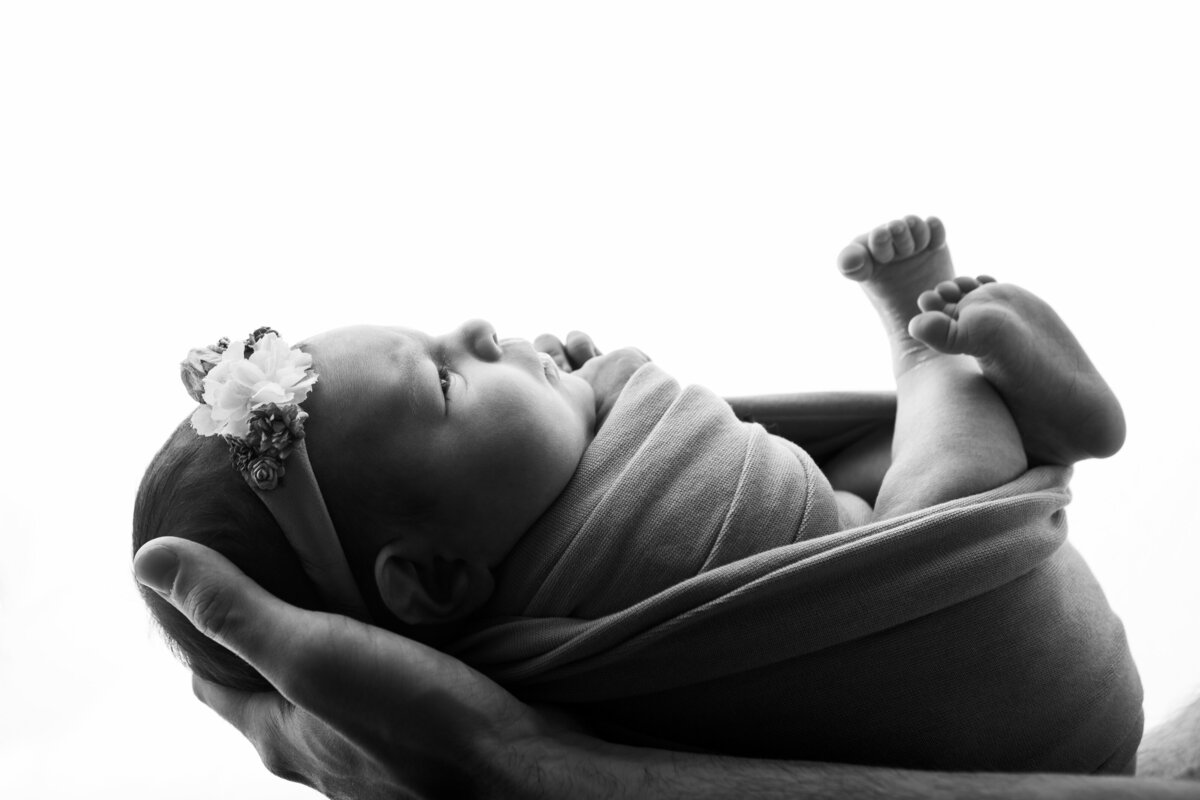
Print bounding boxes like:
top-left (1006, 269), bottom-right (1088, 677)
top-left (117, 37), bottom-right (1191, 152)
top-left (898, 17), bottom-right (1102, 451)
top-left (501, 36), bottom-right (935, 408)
top-left (133, 538), bottom-right (1199, 799)
top-left (132, 538), bottom-right (570, 800)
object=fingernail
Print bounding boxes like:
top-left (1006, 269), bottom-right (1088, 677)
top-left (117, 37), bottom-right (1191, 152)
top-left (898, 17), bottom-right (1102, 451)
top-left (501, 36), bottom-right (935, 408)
top-left (134, 543), bottom-right (179, 594)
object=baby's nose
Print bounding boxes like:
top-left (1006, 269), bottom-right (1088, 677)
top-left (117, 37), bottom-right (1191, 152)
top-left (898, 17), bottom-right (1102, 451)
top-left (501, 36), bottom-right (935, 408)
top-left (457, 318), bottom-right (501, 361)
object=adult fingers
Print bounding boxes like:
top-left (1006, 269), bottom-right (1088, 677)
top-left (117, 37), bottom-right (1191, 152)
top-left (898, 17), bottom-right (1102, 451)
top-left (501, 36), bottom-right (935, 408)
top-left (564, 331), bottom-right (601, 368)
top-left (134, 537), bottom-right (488, 754)
top-left (193, 676), bottom-right (314, 786)
top-left (193, 674), bottom-right (287, 748)
top-left (133, 538), bottom-right (378, 731)
top-left (533, 333), bottom-right (572, 371)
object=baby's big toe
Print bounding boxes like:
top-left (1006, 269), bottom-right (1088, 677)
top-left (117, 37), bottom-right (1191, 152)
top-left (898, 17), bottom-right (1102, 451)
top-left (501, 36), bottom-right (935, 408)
top-left (838, 239), bottom-right (875, 282)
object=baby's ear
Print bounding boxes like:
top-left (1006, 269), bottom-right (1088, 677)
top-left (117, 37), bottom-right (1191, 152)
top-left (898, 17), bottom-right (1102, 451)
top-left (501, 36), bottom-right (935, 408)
top-left (374, 541), bottom-right (495, 625)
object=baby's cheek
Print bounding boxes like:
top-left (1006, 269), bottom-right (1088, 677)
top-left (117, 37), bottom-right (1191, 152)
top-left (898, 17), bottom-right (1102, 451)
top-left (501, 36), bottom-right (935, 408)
top-left (558, 376), bottom-right (596, 440)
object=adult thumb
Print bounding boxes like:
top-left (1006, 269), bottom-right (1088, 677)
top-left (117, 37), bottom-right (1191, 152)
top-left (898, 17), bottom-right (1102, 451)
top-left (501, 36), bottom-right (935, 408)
top-left (133, 538), bottom-right (181, 593)
top-left (133, 537), bottom-right (290, 671)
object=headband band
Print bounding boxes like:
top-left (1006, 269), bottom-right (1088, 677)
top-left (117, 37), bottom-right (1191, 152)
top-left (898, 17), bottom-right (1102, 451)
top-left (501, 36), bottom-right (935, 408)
top-left (181, 328), bottom-right (372, 621)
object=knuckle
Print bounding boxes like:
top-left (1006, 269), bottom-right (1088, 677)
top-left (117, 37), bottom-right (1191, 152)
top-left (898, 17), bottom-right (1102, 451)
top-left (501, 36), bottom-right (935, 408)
top-left (258, 745), bottom-right (292, 779)
top-left (183, 578), bottom-right (239, 642)
top-left (253, 708), bottom-right (293, 777)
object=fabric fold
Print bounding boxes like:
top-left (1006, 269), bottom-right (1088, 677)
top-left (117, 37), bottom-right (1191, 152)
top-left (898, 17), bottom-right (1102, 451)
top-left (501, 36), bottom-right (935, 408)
top-left (450, 364), bottom-right (1142, 774)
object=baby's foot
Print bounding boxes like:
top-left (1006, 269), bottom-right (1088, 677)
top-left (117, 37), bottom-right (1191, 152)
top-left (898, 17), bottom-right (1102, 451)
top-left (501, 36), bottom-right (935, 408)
top-left (909, 278), bottom-right (1126, 465)
top-left (837, 215), bottom-right (955, 375)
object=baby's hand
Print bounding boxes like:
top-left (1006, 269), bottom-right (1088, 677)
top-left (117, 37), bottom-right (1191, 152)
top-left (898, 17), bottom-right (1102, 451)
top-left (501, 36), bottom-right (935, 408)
top-left (533, 330), bottom-right (602, 372)
top-left (534, 331), bottom-right (649, 429)
top-left (576, 347), bottom-right (651, 430)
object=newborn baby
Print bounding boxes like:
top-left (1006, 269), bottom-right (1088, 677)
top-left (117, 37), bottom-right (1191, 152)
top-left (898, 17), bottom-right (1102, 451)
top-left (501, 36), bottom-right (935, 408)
top-left (134, 215), bottom-right (1140, 774)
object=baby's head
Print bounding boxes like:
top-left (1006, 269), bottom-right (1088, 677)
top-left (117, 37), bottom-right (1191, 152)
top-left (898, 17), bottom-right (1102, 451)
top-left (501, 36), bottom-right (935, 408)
top-left (133, 320), bottom-right (596, 689)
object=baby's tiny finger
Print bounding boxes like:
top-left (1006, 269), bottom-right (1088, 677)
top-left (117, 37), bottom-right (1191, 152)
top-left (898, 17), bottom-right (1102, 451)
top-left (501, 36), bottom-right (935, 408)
top-left (533, 334), bottom-right (572, 372)
top-left (564, 331), bottom-right (601, 369)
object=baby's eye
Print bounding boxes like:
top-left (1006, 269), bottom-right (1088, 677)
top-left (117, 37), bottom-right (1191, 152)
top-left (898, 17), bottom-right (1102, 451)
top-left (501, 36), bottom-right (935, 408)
top-left (437, 363), bottom-right (452, 396)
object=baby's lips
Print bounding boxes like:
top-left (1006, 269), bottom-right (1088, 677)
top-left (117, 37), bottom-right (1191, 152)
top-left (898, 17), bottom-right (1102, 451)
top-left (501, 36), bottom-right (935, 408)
top-left (537, 350), bottom-right (562, 379)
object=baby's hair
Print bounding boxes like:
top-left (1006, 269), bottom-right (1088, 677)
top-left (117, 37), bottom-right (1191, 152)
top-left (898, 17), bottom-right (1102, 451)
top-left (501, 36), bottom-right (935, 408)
top-left (132, 420), bottom-right (325, 691)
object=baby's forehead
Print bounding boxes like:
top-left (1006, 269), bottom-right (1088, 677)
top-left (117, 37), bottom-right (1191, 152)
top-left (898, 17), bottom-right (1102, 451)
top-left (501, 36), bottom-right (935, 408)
top-left (303, 324), bottom-right (421, 354)
top-left (302, 325), bottom-right (433, 372)
top-left (301, 325), bottom-right (431, 417)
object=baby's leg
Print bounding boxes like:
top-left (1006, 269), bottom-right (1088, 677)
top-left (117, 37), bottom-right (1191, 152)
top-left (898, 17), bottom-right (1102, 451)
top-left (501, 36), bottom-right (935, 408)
top-left (838, 216), bottom-right (1027, 520)
top-left (909, 279), bottom-right (1126, 466)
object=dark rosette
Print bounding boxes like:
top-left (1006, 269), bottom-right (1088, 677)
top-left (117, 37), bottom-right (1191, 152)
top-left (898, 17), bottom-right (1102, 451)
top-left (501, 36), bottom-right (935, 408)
top-left (245, 403), bottom-right (307, 459)
top-left (245, 456), bottom-right (285, 491)
top-left (227, 437), bottom-right (257, 476)
top-left (224, 403), bottom-right (306, 490)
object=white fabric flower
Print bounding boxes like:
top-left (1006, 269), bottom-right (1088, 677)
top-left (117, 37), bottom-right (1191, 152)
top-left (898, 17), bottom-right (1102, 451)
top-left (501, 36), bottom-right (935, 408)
top-left (190, 333), bottom-right (317, 439)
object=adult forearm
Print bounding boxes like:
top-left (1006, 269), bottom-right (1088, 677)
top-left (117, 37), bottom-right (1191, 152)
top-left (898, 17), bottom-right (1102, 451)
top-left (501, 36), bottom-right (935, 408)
top-left (490, 735), bottom-right (1198, 800)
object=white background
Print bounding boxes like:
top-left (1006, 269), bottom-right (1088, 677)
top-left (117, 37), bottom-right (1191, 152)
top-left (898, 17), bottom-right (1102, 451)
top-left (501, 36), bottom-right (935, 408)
top-left (3, 2), bottom-right (1198, 797)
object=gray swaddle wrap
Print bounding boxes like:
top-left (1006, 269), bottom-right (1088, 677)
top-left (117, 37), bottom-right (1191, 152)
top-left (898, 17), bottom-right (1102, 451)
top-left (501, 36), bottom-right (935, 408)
top-left (449, 363), bottom-right (1143, 773)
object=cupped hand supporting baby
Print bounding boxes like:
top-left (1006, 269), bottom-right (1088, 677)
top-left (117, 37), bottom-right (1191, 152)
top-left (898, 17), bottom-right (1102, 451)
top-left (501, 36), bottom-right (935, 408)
top-left (133, 538), bottom-right (575, 800)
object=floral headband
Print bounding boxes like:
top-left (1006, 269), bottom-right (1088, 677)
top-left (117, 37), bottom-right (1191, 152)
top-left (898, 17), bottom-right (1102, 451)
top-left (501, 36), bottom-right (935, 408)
top-left (181, 328), bottom-right (371, 620)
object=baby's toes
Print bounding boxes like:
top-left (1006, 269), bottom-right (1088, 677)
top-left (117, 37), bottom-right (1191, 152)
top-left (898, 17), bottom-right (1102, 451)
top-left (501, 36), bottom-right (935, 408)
top-left (926, 216), bottom-right (947, 250)
top-left (917, 287), bottom-right (953, 313)
top-left (908, 310), bottom-right (964, 354)
top-left (889, 219), bottom-right (915, 259)
top-left (837, 238), bottom-right (875, 281)
top-left (934, 279), bottom-right (966, 303)
top-left (953, 276), bottom-right (982, 294)
top-left (905, 215), bottom-right (931, 252)
top-left (868, 224), bottom-right (896, 263)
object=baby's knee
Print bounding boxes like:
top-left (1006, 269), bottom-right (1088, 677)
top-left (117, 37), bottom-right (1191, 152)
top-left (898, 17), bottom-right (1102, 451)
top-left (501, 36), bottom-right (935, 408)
top-left (834, 490), bottom-right (873, 528)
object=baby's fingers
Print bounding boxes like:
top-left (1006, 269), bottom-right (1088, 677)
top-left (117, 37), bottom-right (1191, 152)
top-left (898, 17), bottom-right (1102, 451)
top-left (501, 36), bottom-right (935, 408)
top-left (564, 331), bottom-right (601, 369)
top-left (533, 334), bottom-right (573, 371)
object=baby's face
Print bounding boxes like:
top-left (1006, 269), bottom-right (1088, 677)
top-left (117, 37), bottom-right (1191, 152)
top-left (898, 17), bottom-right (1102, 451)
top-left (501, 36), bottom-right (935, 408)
top-left (302, 321), bottom-right (596, 565)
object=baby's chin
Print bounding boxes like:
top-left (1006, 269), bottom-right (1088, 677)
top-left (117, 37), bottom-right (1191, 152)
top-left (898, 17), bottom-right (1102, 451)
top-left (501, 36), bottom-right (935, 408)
top-left (561, 371), bottom-right (599, 433)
